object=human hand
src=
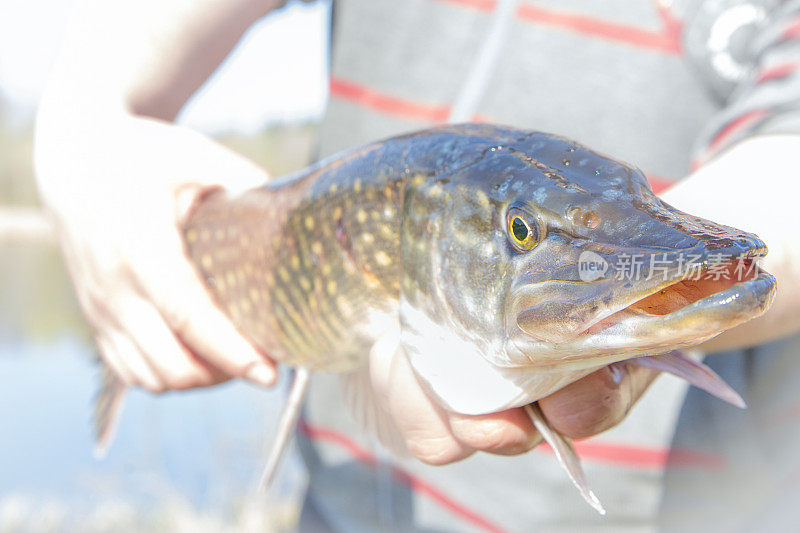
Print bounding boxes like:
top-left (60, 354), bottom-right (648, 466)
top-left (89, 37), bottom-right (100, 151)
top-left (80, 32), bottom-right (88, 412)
top-left (36, 115), bottom-right (278, 393)
top-left (370, 346), bottom-right (659, 464)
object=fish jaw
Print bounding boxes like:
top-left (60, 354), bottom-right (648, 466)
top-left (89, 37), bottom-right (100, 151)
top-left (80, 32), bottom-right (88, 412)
top-left (407, 257), bottom-right (776, 415)
top-left (571, 268), bottom-right (775, 355)
top-left (506, 243), bottom-right (776, 370)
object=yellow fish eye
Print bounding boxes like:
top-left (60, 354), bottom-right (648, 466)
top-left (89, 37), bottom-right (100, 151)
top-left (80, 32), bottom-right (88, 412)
top-left (507, 209), bottom-right (539, 251)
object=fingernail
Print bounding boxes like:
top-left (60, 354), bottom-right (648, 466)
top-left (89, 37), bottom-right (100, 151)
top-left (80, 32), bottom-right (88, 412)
top-left (245, 363), bottom-right (276, 387)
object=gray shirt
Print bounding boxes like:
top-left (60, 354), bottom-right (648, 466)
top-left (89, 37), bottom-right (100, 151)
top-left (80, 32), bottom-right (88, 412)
top-left (297, 1), bottom-right (800, 531)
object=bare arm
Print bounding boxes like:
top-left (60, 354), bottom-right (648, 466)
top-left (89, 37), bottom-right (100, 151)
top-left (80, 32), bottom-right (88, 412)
top-left (44, 0), bottom-right (279, 120)
top-left (661, 136), bottom-right (800, 352)
top-left (36, 0), bottom-right (284, 391)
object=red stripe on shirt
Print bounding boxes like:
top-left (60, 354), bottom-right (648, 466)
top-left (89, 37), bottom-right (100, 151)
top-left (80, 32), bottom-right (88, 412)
top-left (756, 62), bottom-right (799, 84)
top-left (656, 0), bottom-right (684, 41)
top-left (330, 77), bottom-right (451, 122)
top-left (538, 440), bottom-right (726, 470)
top-left (648, 174), bottom-right (672, 194)
top-left (301, 419), bottom-right (725, 473)
top-left (435, 0), bottom-right (496, 10)
top-left (329, 77), bottom-right (678, 186)
top-left (781, 16), bottom-right (800, 41)
top-left (707, 108), bottom-right (769, 152)
top-left (393, 470), bottom-right (511, 533)
top-left (692, 109), bottom-right (768, 168)
top-left (434, 0), bottom-right (681, 53)
top-left (299, 420), bottom-right (511, 533)
top-left (515, 4), bottom-right (681, 53)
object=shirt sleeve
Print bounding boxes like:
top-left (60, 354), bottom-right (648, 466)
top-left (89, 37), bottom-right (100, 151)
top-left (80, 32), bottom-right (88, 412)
top-left (692, 0), bottom-right (800, 166)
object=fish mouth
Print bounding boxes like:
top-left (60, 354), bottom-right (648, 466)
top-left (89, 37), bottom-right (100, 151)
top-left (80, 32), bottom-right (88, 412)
top-left (583, 249), bottom-right (772, 337)
top-left (509, 247), bottom-right (776, 367)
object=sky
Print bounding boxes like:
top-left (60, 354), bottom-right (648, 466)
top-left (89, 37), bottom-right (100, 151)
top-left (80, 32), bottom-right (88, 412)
top-left (0, 0), bottom-right (329, 133)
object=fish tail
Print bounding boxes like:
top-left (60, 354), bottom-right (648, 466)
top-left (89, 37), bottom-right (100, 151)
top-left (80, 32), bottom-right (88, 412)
top-left (258, 367), bottom-right (311, 490)
top-left (524, 403), bottom-right (606, 515)
top-left (93, 362), bottom-right (127, 459)
top-left (631, 351), bottom-right (746, 409)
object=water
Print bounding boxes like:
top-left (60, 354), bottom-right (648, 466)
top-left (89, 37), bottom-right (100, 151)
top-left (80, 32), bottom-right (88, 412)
top-left (0, 225), bottom-right (305, 532)
top-left (0, 336), bottom-right (304, 531)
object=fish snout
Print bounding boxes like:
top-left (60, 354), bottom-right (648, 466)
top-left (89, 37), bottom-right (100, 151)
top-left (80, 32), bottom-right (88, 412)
top-left (509, 236), bottom-right (769, 348)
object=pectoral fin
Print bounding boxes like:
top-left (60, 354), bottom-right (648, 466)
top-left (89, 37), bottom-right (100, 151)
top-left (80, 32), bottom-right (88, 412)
top-left (631, 351), bottom-right (745, 408)
top-left (524, 403), bottom-right (606, 515)
top-left (259, 367), bottom-right (312, 489)
top-left (341, 327), bottom-right (408, 456)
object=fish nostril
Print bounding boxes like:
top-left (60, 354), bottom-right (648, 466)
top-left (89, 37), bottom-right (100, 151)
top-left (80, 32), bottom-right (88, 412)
top-left (581, 211), bottom-right (600, 229)
top-left (568, 207), bottom-right (600, 229)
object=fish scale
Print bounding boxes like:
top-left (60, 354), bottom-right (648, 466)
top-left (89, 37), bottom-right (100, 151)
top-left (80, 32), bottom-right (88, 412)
top-left (94, 123), bottom-right (775, 514)
top-left (186, 175), bottom-right (399, 370)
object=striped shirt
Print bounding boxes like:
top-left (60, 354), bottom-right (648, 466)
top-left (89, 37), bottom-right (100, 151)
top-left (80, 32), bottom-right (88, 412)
top-left (297, 1), bottom-right (800, 531)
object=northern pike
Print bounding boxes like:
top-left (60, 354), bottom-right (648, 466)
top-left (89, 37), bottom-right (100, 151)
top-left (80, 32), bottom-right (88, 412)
top-left (96, 124), bottom-right (776, 513)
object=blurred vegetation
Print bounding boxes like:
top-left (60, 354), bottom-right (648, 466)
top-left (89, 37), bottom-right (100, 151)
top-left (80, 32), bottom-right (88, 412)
top-left (217, 122), bottom-right (318, 177)
top-left (0, 121), bottom-right (318, 347)
top-left (0, 493), bottom-right (300, 533)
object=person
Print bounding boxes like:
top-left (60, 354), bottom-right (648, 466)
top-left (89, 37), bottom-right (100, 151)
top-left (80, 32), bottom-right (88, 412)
top-left (35, 0), bottom-right (800, 530)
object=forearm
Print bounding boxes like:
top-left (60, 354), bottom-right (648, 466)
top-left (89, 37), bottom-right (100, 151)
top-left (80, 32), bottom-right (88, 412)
top-left (660, 135), bottom-right (800, 352)
top-left (46, 0), bottom-right (280, 121)
top-left (36, 112), bottom-right (268, 221)
top-left (32, 0), bottom-right (286, 393)
top-left (36, 0), bottom-right (282, 217)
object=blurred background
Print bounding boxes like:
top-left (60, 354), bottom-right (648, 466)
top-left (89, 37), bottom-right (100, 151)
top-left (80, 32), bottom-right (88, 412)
top-left (0, 0), bottom-right (330, 530)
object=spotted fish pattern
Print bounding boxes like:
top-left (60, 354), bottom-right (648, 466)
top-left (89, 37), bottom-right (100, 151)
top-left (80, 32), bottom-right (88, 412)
top-left (184, 141), bottom-right (410, 371)
top-left (182, 123), bottom-right (773, 379)
top-left (184, 124), bottom-right (573, 371)
top-left (178, 123), bottom-right (776, 512)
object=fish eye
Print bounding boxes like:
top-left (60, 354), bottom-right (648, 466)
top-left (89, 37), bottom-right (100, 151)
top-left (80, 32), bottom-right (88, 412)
top-left (506, 208), bottom-right (539, 251)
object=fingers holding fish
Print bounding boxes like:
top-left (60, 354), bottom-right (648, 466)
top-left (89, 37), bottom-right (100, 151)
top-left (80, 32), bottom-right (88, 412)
top-left (111, 294), bottom-right (224, 390)
top-left (96, 331), bottom-right (163, 393)
top-left (137, 248), bottom-right (278, 389)
top-left (385, 350), bottom-right (542, 462)
top-left (538, 363), bottom-right (660, 440)
top-left (64, 241), bottom-right (170, 392)
top-left (386, 349), bottom-right (474, 465)
top-left (81, 243), bottom-right (254, 391)
top-left (440, 363), bottom-right (657, 458)
top-left (447, 408), bottom-right (542, 456)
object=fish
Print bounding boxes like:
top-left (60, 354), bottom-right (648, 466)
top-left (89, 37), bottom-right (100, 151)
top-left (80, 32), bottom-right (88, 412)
top-left (95, 123), bottom-right (776, 514)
